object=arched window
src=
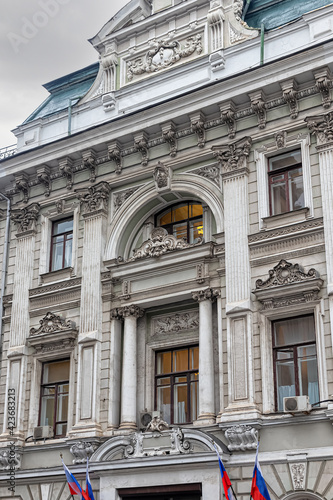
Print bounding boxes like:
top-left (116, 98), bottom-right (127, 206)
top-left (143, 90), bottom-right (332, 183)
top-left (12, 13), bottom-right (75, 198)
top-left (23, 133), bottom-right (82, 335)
top-left (156, 202), bottom-right (203, 243)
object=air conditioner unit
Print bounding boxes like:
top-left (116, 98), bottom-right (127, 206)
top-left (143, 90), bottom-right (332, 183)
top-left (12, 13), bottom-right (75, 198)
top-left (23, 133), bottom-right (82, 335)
top-left (283, 395), bottom-right (311, 413)
top-left (33, 426), bottom-right (54, 440)
top-left (139, 410), bottom-right (161, 429)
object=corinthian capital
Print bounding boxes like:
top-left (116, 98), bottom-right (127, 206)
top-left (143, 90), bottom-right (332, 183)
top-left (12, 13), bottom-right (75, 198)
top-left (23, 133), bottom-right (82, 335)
top-left (76, 181), bottom-right (111, 215)
top-left (305, 112), bottom-right (333, 147)
top-left (212, 136), bottom-right (252, 175)
top-left (192, 288), bottom-right (220, 302)
top-left (118, 305), bottom-right (144, 319)
top-left (11, 203), bottom-right (40, 234)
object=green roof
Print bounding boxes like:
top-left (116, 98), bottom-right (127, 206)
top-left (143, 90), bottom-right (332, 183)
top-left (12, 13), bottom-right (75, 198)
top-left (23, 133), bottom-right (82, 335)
top-left (244, 0), bottom-right (333, 30)
top-left (23, 63), bottom-right (99, 124)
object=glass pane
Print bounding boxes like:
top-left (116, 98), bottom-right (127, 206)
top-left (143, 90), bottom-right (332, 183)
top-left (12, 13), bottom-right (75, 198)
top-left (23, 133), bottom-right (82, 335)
top-left (157, 352), bottom-right (172, 375)
top-left (174, 384), bottom-right (188, 423)
top-left (53, 218), bottom-right (73, 235)
top-left (274, 316), bottom-right (315, 347)
top-left (269, 150), bottom-right (302, 171)
top-left (157, 385), bottom-right (171, 423)
top-left (158, 210), bottom-right (172, 226)
top-left (51, 240), bottom-right (65, 271)
top-left (172, 204), bottom-right (188, 222)
top-left (175, 376), bottom-right (187, 384)
top-left (43, 360), bottom-right (70, 384)
top-left (270, 179), bottom-right (287, 215)
top-left (191, 380), bottom-right (198, 421)
top-left (276, 359), bottom-right (296, 411)
top-left (157, 377), bottom-right (171, 386)
top-left (173, 223), bottom-right (187, 240)
top-left (173, 349), bottom-right (188, 372)
top-left (189, 204), bottom-right (203, 218)
top-left (189, 219), bottom-right (203, 244)
top-left (190, 347), bottom-right (199, 370)
top-left (289, 168), bottom-right (304, 210)
top-left (64, 238), bottom-right (73, 268)
top-left (297, 345), bottom-right (319, 404)
top-left (40, 394), bottom-right (55, 427)
top-left (55, 423), bottom-right (67, 436)
top-left (56, 393), bottom-right (68, 422)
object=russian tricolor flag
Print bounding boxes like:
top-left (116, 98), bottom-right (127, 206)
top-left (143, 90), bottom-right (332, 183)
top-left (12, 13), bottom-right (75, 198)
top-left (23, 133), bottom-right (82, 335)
top-left (214, 444), bottom-right (235, 500)
top-left (251, 444), bottom-right (271, 500)
top-left (85, 458), bottom-right (95, 500)
top-left (62, 460), bottom-right (85, 497)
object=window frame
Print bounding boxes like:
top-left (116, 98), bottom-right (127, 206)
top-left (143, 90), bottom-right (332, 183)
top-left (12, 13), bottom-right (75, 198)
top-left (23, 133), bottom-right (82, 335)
top-left (155, 201), bottom-right (203, 244)
top-left (154, 345), bottom-right (199, 425)
top-left (38, 358), bottom-right (70, 438)
top-left (49, 217), bottom-right (74, 272)
top-left (272, 314), bottom-right (319, 411)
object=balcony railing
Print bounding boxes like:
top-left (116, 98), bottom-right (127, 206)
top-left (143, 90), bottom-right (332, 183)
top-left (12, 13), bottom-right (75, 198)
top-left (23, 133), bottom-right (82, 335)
top-left (0, 144), bottom-right (17, 161)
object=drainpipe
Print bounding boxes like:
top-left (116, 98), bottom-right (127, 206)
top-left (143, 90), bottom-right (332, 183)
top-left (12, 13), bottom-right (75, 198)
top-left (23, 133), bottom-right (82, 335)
top-left (242, 0), bottom-right (253, 20)
top-left (0, 192), bottom-right (11, 371)
top-left (260, 22), bottom-right (265, 65)
top-left (68, 96), bottom-right (84, 136)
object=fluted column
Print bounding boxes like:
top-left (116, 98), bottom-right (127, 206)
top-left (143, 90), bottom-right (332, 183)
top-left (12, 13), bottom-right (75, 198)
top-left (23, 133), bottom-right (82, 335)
top-left (192, 288), bottom-right (219, 425)
top-left (212, 138), bottom-right (257, 418)
top-left (108, 309), bottom-right (123, 430)
top-left (306, 113), bottom-right (333, 352)
top-left (1, 204), bottom-right (40, 440)
top-left (72, 182), bottom-right (110, 437)
top-left (118, 305), bottom-right (144, 430)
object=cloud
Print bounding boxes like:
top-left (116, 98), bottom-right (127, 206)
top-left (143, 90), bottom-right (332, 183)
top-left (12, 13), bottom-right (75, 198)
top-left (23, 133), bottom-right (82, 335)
top-left (0, 0), bottom-right (129, 148)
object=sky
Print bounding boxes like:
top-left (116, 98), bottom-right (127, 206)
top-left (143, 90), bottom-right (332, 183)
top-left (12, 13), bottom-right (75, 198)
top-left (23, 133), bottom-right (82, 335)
top-left (0, 0), bottom-right (129, 149)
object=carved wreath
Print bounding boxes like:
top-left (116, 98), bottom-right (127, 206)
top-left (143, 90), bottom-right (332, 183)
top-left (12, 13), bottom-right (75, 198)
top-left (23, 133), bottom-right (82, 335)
top-left (255, 259), bottom-right (318, 290)
top-left (30, 312), bottom-right (77, 336)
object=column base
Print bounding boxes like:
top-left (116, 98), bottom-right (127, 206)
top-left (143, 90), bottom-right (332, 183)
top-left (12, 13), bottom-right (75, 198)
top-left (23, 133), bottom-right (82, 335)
top-left (118, 421), bottom-right (137, 431)
top-left (67, 423), bottom-right (103, 439)
top-left (218, 404), bottom-right (261, 424)
top-left (193, 413), bottom-right (216, 426)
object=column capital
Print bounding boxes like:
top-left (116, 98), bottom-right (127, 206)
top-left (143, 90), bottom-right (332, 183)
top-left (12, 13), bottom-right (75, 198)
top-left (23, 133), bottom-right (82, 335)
top-left (118, 305), bottom-right (144, 319)
top-left (212, 136), bottom-right (252, 177)
top-left (305, 112), bottom-right (333, 148)
top-left (192, 287), bottom-right (220, 303)
top-left (76, 181), bottom-right (111, 216)
top-left (11, 203), bottom-right (40, 235)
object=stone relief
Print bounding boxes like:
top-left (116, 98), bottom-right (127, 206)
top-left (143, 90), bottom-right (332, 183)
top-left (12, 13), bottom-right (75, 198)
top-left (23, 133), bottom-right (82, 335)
top-left (255, 259), bottom-right (319, 290)
top-left (29, 311), bottom-right (77, 336)
top-left (15, 173), bottom-right (29, 204)
top-left (275, 130), bottom-right (287, 149)
top-left (191, 165), bottom-right (220, 186)
top-left (192, 287), bottom-right (220, 302)
top-left (127, 35), bottom-right (202, 81)
top-left (113, 187), bottom-right (139, 212)
top-left (134, 133), bottom-right (149, 166)
top-left (81, 150), bottom-right (97, 183)
top-left (212, 136), bottom-right (252, 173)
top-left (0, 449), bottom-right (21, 470)
top-left (11, 203), bottom-right (40, 233)
top-left (37, 166), bottom-right (51, 197)
top-left (59, 157), bottom-right (74, 190)
top-left (153, 162), bottom-right (169, 190)
top-left (76, 181), bottom-right (111, 214)
top-left (220, 103), bottom-right (236, 139)
top-left (162, 122), bottom-right (177, 157)
top-left (145, 416), bottom-right (169, 433)
top-left (70, 441), bottom-right (98, 464)
top-left (314, 68), bottom-right (332, 109)
top-left (249, 91), bottom-right (267, 129)
top-left (153, 311), bottom-right (199, 335)
top-left (124, 428), bottom-right (191, 459)
top-left (281, 80), bottom-right (299, 119)
top-left (190, 113), bottom-right (206, 148)
top-left (224, 425), bottom-right (258, 452)
top-left (306, 111), bottom-right (333, 146)
top-left (108, 142), bottom-right (122, 174)
top-left (130, 227), bottom-right (202, 260)
top-left (290, 462), bottom-right (306, 490)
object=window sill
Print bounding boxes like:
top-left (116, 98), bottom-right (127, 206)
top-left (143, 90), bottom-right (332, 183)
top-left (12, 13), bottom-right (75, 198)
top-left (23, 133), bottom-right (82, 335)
top-left (262, 207), bottom-right (309, 230)
top-left (40, 267), bottom-right (75, 285)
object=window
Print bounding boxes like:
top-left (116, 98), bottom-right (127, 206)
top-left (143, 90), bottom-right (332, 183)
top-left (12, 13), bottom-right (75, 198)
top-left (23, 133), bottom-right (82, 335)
top-left (155, 346), bottom-right (199, 424)
top-left (118, 483), bottom-right (202, 499)
top-left (268, 150), bottom-right (304, 215)
top-left (50, 218), bottom-right (73, 271)
top-left (273, 315), bottom-right (319, 411)
top-left (39, 359), bottom-right (70, 437)
top-left (156, 202), bottom-right (203, 243)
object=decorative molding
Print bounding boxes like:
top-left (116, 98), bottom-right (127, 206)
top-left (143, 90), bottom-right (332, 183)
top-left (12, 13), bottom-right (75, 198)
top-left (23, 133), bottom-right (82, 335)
top-left (117, 305), bottom-right (144, 319)
top-left (190, 112), bottom-right (206, 148)
top-left (209, 50), bottom-right (225, 71)
top-left (274, 130), bottom-right (287, 149)
top-left (229, 23), bottom-right (246, 44)
top-left (233, 0), bottom-right (243, 21)
top-left (37, 166), bottom-right (51, 197)
top-left (152, 311), bottom-right (199, 335)
top-left (196, 262), bottom-right (206, 283)
top-left (126, 35), bottom-right (202, 81)
top-left (69, 441), bottom-right (99, 464)
top-left (145, 416), bottom-right (169, 432)
top-left (281, 79), bottom-right (299, 119)
top-left (161, 122), bottom-right (177, 157)
top-left (29, 278), bottom-right (81, 297)
top-left (59, 157), bottom-right (74, 190)
top-left (248, 218), bottom-right (324, 243)
top-left (289, 462), bottom-right (307, 490)
top-left (107, 141), bottom-right (122, 174)
top-left (212, 136), bottom-right (252, 174)
top-left (29, 311), bottom-right (77, 336)
top-left (192, 287), bottom-right (220, 302)
top-left (314, 67), bottom-right (332, 109)
top-left (113, 187), bottom-right (139, 212)
top-left (305, 111), bottom-right (333, 146)
top-left (55, 199), bottom-right (65, 214)
top-left (0, 449), bottom-right (21, 470)
top-left (82, 149), bottom-right (97, 183)
top-left (224, 425), bottom-right (258, 452)
top-left (102, 92), bottom-right (116, 111)
top-left (15, 173), bottom-right (29, 203)
top-left (76, 181), bottom-right (111, 215)
top-left (124, 428), bottom-right (191, 458)
top-left (153, 162), bottom-right (170, 191)
top-left (255, 259), bottom-right (319, 290)
top-left (191, 165), bottom-right (220, 186)
top-left (220, 102), bottom-right (236, 139)
top-left (249, 90), bottom-right (267, 129)
top-left (134, 132), bottom-right (149, 166)
top-left (130, 227), bottom-right (202, 260)
top-left (11, 202), bottom-right (40, 234)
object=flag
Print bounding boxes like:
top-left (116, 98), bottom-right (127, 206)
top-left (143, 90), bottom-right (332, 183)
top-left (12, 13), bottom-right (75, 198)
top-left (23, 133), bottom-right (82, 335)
top-left (251, 443), bottom-right (271, 500)
top-left (213, 443), bottom-right (235, 500)
top-left (62, 460), bottom-right (84, 497)
top-left (85, 458), bottom-right (95, 500)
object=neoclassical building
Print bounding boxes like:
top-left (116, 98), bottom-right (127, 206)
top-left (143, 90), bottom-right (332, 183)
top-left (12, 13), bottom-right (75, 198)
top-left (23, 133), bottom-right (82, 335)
top-left (1, 0), bottom-right (333, 499)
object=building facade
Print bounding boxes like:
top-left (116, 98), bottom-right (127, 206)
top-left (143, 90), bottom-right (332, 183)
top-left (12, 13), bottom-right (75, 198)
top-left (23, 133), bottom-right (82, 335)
top-left (1, 0), bottom-right (333, 498)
